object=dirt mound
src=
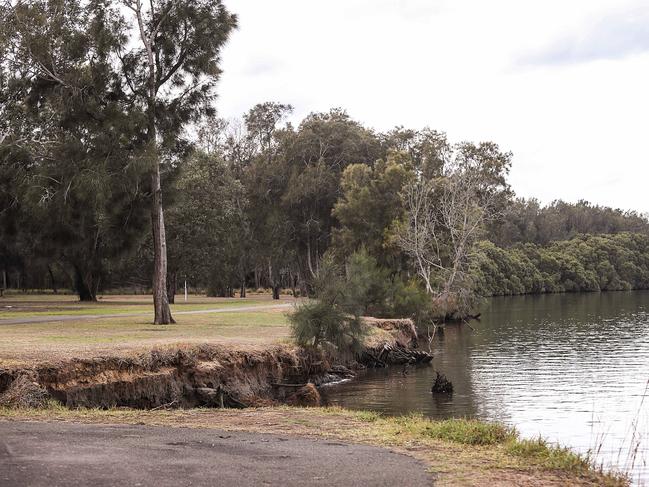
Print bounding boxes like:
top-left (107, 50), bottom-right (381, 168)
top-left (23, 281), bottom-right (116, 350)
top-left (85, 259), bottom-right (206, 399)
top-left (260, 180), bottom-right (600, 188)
top-left (285, 383), bottom-right (321, 407)
top-left (0, 374), bottom-right (50, 408)
top-left (363, 317), bottom-right (418, 346)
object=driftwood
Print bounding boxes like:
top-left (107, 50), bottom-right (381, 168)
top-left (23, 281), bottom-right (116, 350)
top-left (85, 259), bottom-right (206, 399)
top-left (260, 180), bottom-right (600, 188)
top-left (361, 344), bottom-right (433, 368)
top-left (151, 400), bottom-right (178, 411)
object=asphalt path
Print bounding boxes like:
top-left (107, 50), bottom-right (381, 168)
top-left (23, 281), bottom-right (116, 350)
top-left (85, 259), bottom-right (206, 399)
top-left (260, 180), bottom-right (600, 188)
top-left (0, 303), bottom-right (293, 326)
top-left (0, 421), bottom-right (432, 486)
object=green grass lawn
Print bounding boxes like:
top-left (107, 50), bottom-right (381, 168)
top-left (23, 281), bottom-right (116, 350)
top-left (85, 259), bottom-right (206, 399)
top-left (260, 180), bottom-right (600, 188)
top-left (0, 293), bottom-right (295, 318)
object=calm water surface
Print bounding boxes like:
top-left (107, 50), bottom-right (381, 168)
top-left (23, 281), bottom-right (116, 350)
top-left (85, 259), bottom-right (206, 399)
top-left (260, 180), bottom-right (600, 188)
top-left (322, 292), bottom-right (649, 483)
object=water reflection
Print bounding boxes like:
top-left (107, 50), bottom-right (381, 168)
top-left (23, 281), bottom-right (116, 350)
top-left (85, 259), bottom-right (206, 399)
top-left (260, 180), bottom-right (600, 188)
top-left (322, 291), bottom-right (649, 483)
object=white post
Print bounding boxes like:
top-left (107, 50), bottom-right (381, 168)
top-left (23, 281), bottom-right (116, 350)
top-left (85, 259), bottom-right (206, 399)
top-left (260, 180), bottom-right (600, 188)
top-left (184, 280), bottom-right (188, 302)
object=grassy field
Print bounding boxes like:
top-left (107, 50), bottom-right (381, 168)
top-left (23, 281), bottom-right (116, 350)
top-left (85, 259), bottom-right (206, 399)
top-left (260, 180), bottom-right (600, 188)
top-left (0, 404), bottom-right (627, 486)
top-left (0, 293), bottom-right (296, 366)
top-left (0, 292), bottom-right (294, 318)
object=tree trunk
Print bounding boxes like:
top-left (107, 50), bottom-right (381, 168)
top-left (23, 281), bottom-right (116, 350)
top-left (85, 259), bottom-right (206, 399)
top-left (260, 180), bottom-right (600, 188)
top-left (137, 1), bottom-right (174, 324)
top-left (74, 265), bottom-right (96, 302)
top-left (268, 260), bottom-right (281, 300)
top-left (254, 267), bottom-right (260, 290)
top-left (240, 280), bottom-right (246, 298)
top-left (151, 186), bottom-right (174, 323)
top-left (167, 270), bottom-right (177, 304)
top-left (306, 240), bottom-right (316, 278)
top-left (48, 265), bottom-right (58, 294)
top-left (1, 268), bottom-right (6, 294)
top-left (148, 95), bottom-right (173, 323)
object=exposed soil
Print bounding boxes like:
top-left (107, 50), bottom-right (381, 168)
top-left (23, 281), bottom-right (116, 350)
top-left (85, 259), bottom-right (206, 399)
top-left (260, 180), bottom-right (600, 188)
top-left (0, 319), bottom-right (428, 410)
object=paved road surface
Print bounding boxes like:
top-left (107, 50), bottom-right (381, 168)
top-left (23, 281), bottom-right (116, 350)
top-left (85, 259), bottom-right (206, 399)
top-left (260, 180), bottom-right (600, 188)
top-left (0, 421), bottom-right (432, 486)
top-left (0, 303), bottom-right (293, 326)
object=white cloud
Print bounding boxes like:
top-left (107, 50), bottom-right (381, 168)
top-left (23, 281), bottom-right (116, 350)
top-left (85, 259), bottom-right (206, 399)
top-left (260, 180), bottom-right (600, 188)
top-left (518, 5), bottom-right (649, 66)
top-left (217, 0), bottom-right (649, 212)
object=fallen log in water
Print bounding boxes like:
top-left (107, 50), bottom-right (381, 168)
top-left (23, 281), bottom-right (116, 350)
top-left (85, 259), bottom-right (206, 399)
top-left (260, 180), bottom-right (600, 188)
top-left (360, 343), bottom-right (433, 368)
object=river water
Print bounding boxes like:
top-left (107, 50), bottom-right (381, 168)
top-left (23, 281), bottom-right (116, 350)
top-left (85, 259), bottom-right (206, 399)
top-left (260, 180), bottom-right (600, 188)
top-left (322, 291), bottom-right (649, 484)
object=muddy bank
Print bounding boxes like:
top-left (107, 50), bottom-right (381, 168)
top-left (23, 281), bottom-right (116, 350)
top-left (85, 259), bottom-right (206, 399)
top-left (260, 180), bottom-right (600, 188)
top-left (0, 319), bottom-right (431, 410)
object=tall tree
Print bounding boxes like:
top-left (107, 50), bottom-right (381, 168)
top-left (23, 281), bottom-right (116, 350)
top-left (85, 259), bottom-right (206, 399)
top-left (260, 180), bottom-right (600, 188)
top-left (116, 0), bottom-right (236, 323)
top-left (281, 109), bottom-right (382, 281)
top-left (244, 102), bottom-right (293, 158)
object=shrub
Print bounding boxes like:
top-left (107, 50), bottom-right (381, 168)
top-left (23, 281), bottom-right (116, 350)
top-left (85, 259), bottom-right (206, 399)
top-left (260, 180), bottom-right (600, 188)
top-left (289, 255), bottom-right (366, 353)
top-left (289, 301), bottom-right (364, 351)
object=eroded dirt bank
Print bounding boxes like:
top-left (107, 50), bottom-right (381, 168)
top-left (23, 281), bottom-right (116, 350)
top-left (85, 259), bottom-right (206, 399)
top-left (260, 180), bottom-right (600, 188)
top-left (0, 318), bottom-right (431, 410)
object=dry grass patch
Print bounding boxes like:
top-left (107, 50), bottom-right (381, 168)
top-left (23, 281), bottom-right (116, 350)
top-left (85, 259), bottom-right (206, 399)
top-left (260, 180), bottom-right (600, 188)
top-left (0, 309), bottom-right (293, 366)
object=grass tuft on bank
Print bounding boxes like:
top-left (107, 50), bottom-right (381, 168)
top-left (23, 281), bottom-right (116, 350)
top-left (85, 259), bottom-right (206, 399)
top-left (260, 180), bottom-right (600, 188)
top-left (506, 436), bottom-right (592, 472)
top-left (419, 416), bottom-right (514, 445)
top-left (333, 409), bottom-right (625, 484)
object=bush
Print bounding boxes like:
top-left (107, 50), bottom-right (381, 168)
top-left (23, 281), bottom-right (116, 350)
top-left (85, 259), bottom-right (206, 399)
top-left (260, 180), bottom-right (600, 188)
top-left (344, 248), bottom-right (433, 324)
top-left (289, 301), bottom-right (364, 351)
top-left (289, 255), bottom-right (366, 352)
top-left (389, 278), bottom-right (433, 324)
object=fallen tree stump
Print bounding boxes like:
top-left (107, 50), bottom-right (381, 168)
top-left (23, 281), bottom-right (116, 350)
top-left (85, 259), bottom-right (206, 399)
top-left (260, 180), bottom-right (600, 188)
top-left (431, 372), bottom-right (453, 394)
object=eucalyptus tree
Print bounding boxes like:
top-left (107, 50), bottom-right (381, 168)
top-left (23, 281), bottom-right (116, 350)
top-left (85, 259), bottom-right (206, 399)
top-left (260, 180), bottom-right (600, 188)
top-left (397, 142), bottom-right (512, 317)
top-left (239, 102), bottom-right (294, 298)
top-left (108, 0), bottom-right (236, 322)
top-left (332, 151), bottom-right (413, 268)
top-left (244, 102), bottom-right (293, 158)
top-left (166, 150), bottom-right (247, 299)
top-left (0, 0), bottom-right (236, 313)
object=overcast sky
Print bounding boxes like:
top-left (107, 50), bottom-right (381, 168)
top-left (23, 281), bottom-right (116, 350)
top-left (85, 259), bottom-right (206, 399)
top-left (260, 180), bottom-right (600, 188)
top-left (216, 0), bottom-right (649, 212)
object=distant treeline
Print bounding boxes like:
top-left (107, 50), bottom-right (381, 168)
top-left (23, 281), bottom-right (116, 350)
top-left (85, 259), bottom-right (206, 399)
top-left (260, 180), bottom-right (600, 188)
top-left (473, 233), bottom-right (649, 296)
top-left (490, 199), bottom-right (649, 247)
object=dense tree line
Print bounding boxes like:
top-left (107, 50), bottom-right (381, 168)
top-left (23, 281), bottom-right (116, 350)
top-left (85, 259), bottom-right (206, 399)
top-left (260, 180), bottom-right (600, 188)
top-left (490, 198), bottom-right (649, 247)
top-left (2, 96), bottom-right (649, 308)
top-left (0, 0), bottom-right (236, 323)
top-left (473, 233), bottom-right (649, 296)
